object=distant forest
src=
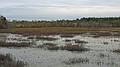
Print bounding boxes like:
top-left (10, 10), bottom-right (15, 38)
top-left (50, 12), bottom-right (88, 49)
top-left (1, 16), bottom-right (120, 28)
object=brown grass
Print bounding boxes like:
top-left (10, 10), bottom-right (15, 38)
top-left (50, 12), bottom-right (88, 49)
top-left (0, 41), bottom-right (31, 47)
top-left (0, 53), bottom-right (26, 67)
top-left (0, 27), bottom-right (120, 35)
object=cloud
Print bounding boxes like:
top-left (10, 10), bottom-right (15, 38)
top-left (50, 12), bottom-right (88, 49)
top-left (0, 0), bottom-right (120, 20)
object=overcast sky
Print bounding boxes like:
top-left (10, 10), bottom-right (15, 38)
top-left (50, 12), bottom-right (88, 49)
top-left (0, 0), bottom-right (120, 20)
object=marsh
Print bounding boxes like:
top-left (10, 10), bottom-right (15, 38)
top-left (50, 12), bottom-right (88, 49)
top-left (0, 33), bottom-right (120, 67)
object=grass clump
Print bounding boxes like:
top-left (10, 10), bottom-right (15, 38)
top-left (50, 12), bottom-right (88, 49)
top-left (0, 53), bottom-right (26, 67)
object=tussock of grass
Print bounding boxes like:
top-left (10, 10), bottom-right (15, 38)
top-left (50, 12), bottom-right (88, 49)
top-left (0, 53), bottom-right (26, 67)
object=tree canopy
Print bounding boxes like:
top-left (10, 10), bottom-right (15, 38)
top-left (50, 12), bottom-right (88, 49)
top-left (9, 17), bottom-right (120, 28)
top-left (0, 16), bottom-right (7, 28)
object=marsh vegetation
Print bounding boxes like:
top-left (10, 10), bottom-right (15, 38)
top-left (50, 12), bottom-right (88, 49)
top-left (0, 53), bottom-right (26, 67)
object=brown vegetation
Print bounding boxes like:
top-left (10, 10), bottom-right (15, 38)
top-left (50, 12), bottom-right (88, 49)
top-left (0, 53), bottom-right (26, 67)
top-left (0, 27), bottom-right (120, 35)
top-left (0, 41), bottom-right (31, 47)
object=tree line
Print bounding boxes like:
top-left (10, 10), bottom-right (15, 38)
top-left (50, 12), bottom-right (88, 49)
top-left (0, 16), bottom-right (120, 28)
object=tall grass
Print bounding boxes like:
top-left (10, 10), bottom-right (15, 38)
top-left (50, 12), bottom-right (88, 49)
top-left (0, 53), bottom-right (26, 67)
top-left (0, 27), bottom-right (120, 35)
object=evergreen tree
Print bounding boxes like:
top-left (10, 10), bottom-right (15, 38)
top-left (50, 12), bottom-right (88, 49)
top-left (0, 16), bottom-right (7, 28)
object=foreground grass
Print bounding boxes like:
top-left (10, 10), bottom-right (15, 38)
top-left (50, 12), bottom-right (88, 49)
top-left (0, 27), bottom-right (120, 34)
top-left (0, 54), bottom-right (26, 67)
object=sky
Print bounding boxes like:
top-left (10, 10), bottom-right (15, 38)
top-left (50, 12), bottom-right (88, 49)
top-left (0, 0), bottom-right (120, 20)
